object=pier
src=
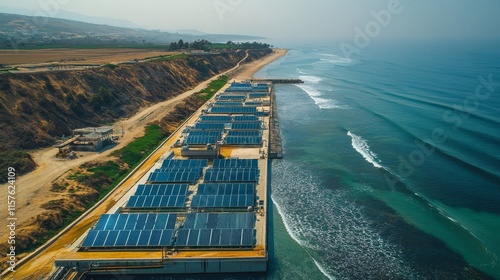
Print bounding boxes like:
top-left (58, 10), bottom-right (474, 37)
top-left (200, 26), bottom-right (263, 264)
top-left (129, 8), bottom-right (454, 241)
top-left (250, 78), bottom-right (303, 84)
top-left (269, 88), bottom-right (283, 159)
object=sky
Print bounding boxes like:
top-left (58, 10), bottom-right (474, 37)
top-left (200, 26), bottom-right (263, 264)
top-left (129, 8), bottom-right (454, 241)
top-left (2, 0), bottom-right (500, 41)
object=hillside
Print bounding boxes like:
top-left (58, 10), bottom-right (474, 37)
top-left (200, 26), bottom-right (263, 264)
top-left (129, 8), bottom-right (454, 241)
top-left (0, 13), bottom-right (263, 49)
top-left (0, 48), bottom-right (273, 178)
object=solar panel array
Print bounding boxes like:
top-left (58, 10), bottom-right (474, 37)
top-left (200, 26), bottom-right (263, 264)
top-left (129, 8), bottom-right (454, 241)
top-left (82, 213), bottom-right (177, 248)
top-left (249, 93), bottom-right (268, 99)
top-left (192, 183), bottom-right (256, 209)
top-left (185, 135), bottom-right (220, 145)
top-left (161, 159), bottom-right (208, 169)
top-left (126, 183), bottom-right (189, 209)
top-left (213, 102), bottom-right (243, 107)
top-left (233, 115), bottom-right (259, 122)
top-left (175, 228), bottom-right (254, 247)
top-left (231, 122), bottom-right (262, 131)
top-left (178, 213), bottom-right (255, 246)
top-left (217, 95), bottom-right (246, 101)
top-left (204, 159), bottom-right (259, 183)
top-left (199, 115), bottom-right (232, 123)
top-left (209, 106), bottom-right (257, 114)
top-left (194, 123), bottom-right (226, 130)
top-left (225, 136), bottom-right (262, 145)
top-left (183, 212), bottom-right (255, 229)
top-left (227, 131), bottom-right (262, 137)
top-left (213, 159), bottom-right (258, 168)
top-left (148, 160), bottom-right (208, 184)
top-left (147, 170), bottom-right (202, 184)
top-left (126, 195), bottom-right (186, 208)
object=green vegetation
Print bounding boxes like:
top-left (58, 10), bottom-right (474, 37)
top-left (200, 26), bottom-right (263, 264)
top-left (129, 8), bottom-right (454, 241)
top-left (0, 44), bottom-right (168, 50)
top-left (90, 86), bottom-right (115, 111)
top-left (0, 67), bottom-right (17, 72)
top-left (104, 63), bottom-right (117, 70)
top-left (195, 75), bottom-right (228, 102)
top-left (147, 53), bottom-right (187, 62)
top-left (0, 149), bottom-right (36, 183)
top-left (169, 39), bottom-right (271, 51)
top-left (112, 124), bottom-right (168, 167)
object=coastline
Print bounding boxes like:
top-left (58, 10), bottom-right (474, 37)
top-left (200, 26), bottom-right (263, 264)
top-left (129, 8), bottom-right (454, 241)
top-left (5, 48), bottom-right (288, 278)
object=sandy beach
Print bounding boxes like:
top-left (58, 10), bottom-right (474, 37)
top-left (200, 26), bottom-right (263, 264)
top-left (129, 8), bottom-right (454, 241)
top-left (1, 48), bottom-right (286, 278)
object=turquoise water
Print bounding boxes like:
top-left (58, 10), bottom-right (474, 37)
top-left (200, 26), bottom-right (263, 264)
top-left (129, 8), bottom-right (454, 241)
top-left (90, 40), bottom-right (500, 279)
top-left (258, 40), bottom-right (500, 279)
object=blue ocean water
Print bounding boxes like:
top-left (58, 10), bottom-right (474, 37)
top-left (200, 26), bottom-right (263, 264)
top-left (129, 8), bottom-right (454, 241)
top-left (89, 41), bottom-right (500, 280)
top-left (257, 39), bottom-right (500, 279)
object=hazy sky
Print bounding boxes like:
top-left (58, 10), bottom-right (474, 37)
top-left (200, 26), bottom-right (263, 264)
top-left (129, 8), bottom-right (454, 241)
top-left (2, 0), bottom-right (500, 41)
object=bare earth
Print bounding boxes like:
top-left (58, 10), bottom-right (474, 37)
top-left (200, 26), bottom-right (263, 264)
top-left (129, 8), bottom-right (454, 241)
top-left (0, 48), bottom-right (174, 66)
top-left (0, 49), bottom-right (286, 241)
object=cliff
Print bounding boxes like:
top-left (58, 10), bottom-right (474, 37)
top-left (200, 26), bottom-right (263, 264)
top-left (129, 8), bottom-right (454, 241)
top-left (0, 48), bottom-right (272, 177)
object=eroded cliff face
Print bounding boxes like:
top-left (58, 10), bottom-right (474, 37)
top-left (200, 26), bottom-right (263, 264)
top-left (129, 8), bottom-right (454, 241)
top-left (0, 49), bottom-right (271, 150)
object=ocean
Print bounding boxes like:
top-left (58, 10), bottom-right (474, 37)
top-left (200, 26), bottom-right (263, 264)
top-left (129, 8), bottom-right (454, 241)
top-left (256, 39), bottom-right (500, 279)
top-left (89, 40), bottom-right (500, 280)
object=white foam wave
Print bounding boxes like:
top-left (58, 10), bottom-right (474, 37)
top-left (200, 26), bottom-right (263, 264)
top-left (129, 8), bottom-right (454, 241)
top-left (347, 131), bottom-right (383, 168)
top-left (296, 84), bottom-right (344, 110)
top-left (312, 257), bottom-right (336, 280)
top-left (299, 75), bottom-right (322, 83)
top-left (296, 68), bottom-right (308, 75)
top-left (271, 161), bottom-right (417, 279)
top-left (318, 53), bottom-right (353, 64)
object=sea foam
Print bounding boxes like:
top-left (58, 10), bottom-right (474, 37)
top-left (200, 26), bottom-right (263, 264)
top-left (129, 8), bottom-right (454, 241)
top-left (347, 131), bottom-right (383, 168)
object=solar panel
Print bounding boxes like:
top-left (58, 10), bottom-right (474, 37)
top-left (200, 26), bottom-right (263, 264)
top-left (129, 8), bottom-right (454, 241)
top-left (213, 102), bottom-right (243, 107)
top-left (186, 135), bottom-right (220, 145)
top-left (194, 123), bottom-right (226, 130)
top-left (249, 93), bottom-right (268, 99)
top-left (227, 131), bottom-right (261, 137)
top-left (174, 228), bottom-right (253, 248)
top-left (203, 169), bottom-right (258, 182)
top-left (225, 136), bottom-right (262, 145)
top-left (147, 170), bottom-right (202, 183)
top-left (216, 95), bottom-right (246, 101)
top-left (209, 106), bottom-right (257, 114)
top-left (230, 122), bottom-right (262, 131)
top-left (199, 115), bottom-right (233, 123)
top-left (82, 214), bottom-right (178, 248)
top-left (187, 130), bottom-right (223, 137)
top-left (191, 195), bottom-right (254, 209)
top-left (161, 159), bottom-right (208, 169)
top-left (213, 159), bottom-right (259, 168)
top-left (233, 115), bottom-right (259, 122)
top-left (183, 213), bottom-right (255, 229)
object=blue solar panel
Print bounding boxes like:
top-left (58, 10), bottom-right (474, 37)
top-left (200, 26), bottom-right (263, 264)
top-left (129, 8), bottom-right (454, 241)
top-left (82, 230), bottom-right (98, 247)
top-left (187, 130), bottom-right (223, 137)
top-left (160, 230), bottom-right (174, 246)
top-left (204, 169), bottom-right (259, 182)
top-left (161, 159), bottom-right (208, 169)
top-left (126, 230), bottom-right (140, 246)
top-left (213, 102), bottom-right (243, 107)
top-left (249, 93), bottom-right (268, 99)
top-left (233, 115), bottom-right (259, 122)
top-left (147, 171), bottom-right (201, 183)
top-left (210, 229), bottom-right (221, 246)
top-left (217, 95), bottom-right (246, 101)
top-left (209, 106), bottom-right (257, 114)
top-left (176, 229), bottom-right (189, 246)
top-left (213, 159), bottom-right (259, 168)
top-left (199, 115), bottom-right (233, 123)
top-left (231, 122), bottom-right (262, 131)
top-left (187, 229), bottom-right (200, 246)
top-left (194, 123), bottom-right (226, 130)
top-left (186, 135), bottom-right (220, 145)
top-left (183, 213), bottom-right (255, 229)
top-left (225, 136), bottom-right (262, 145)
top-left (191, 195), bottom-right (254, 209)
top-left (104, 230), bottom-right (119, 246)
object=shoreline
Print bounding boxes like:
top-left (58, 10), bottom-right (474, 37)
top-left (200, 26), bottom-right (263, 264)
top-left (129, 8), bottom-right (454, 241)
top-left (3, 48), bottom-right (288, 277)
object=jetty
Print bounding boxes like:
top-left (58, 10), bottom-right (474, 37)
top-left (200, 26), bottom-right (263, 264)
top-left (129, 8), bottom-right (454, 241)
top-left (250, 78), bottom-right (303, 84)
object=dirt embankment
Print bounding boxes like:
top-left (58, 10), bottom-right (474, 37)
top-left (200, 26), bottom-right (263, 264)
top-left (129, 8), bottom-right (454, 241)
top-left (0, 49), bottom-right (272, 178)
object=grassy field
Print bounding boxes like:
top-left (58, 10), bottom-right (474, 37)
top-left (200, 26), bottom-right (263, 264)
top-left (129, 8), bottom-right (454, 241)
top-left (195, 75), bottom-right (229, 102)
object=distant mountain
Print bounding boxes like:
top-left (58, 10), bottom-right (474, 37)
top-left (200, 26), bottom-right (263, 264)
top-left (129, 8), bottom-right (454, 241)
top-left (0, 13), bottom-right (264, 48)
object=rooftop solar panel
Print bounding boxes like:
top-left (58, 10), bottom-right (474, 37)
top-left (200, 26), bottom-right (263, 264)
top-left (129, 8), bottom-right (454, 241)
top-left (212, 159), bottom-right (259, 168)
top-left (225, 136), bottom-right (262, 145)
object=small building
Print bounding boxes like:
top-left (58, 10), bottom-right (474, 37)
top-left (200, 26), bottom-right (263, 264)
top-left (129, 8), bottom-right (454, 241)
top-left (70, 126), bottom-right (113, 152)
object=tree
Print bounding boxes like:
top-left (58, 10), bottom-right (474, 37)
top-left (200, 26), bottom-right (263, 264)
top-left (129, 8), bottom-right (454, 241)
top-left (169, 42), bottom-right (178, 51)
top-left (178, 39), bottom-right (184, 49)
